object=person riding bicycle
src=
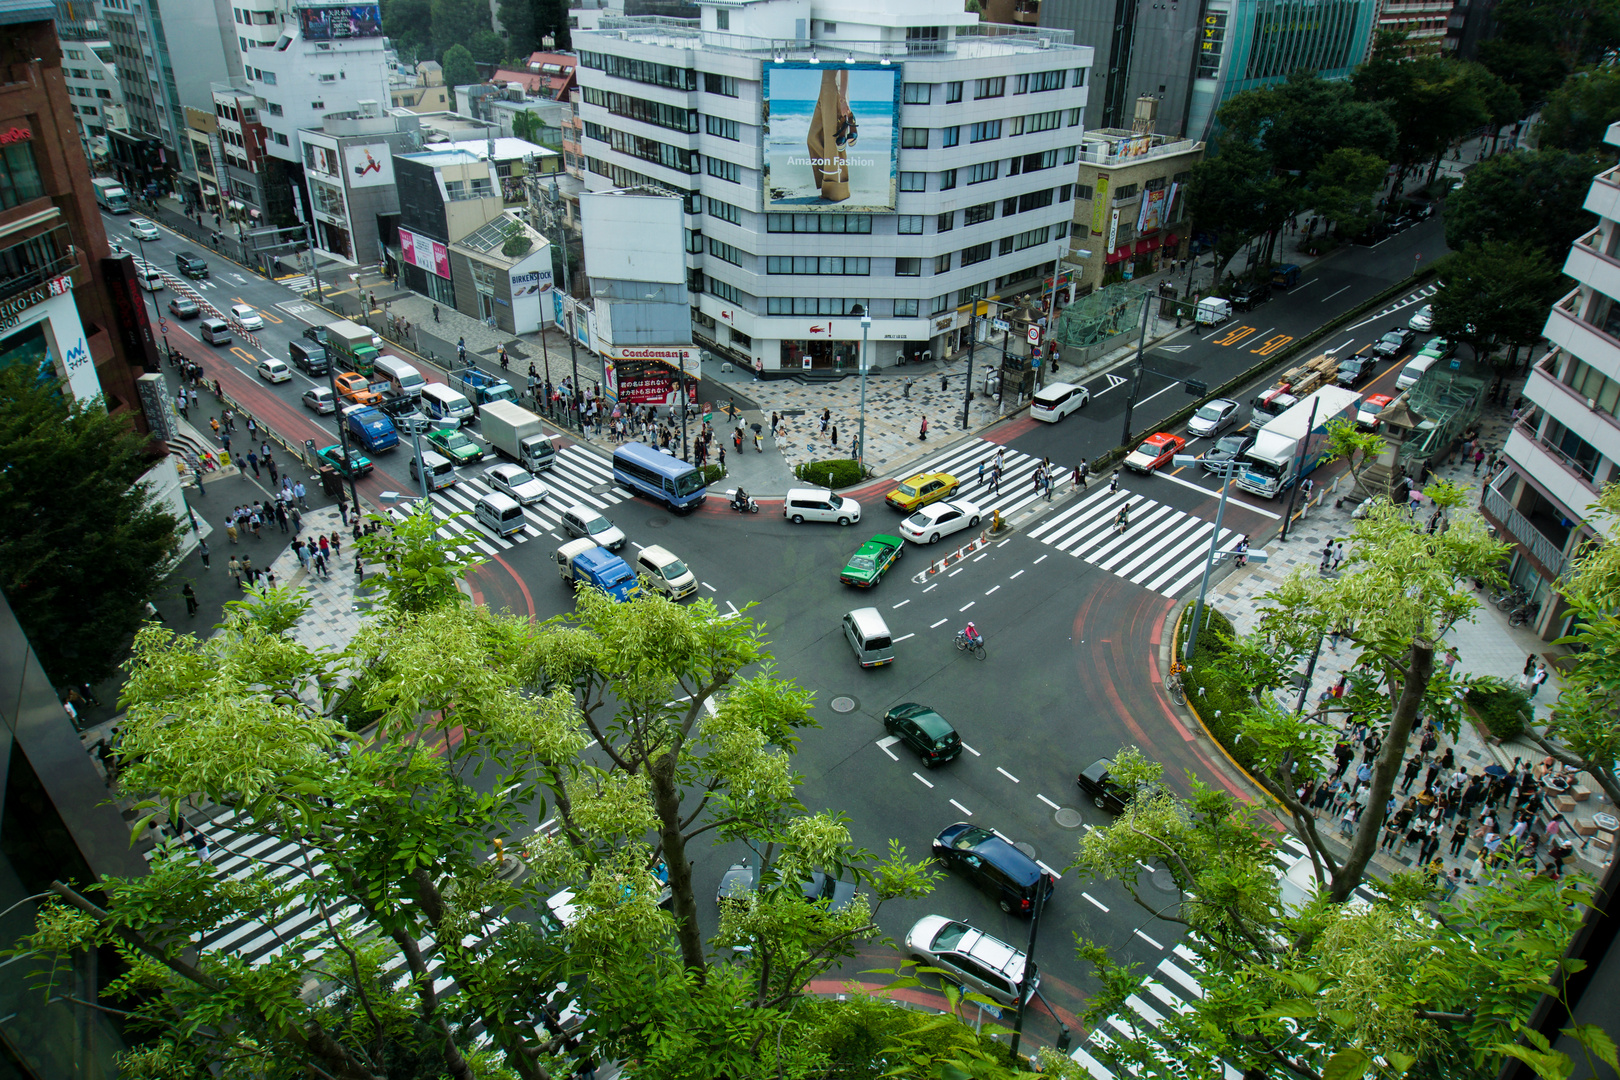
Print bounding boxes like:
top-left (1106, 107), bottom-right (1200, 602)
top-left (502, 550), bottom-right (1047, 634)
top-left (962, 621), bottom-right (982, 646)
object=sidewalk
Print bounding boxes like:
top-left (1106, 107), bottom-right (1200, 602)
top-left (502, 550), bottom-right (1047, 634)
top-left (1199, 397), bottom-right (1615, 883)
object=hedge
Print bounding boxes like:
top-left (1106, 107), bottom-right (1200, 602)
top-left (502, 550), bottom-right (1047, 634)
top-left (1465, 677), bottom-right (1531, 740)
top-left (699, 463), bottom-right (727, 486)
top-left (795, 459), bottom-right (866, 488)
top-left (1177, 603), bottom-right (1268, 777)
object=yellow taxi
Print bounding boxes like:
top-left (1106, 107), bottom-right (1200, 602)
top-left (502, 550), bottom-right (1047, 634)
top-left (885, 472), bottom-right (959, 512)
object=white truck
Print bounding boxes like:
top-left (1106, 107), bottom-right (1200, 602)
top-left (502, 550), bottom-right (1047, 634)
top-left (93, 178), bottom-right (130, 213)
top-left (479, 400), bottom-right (557, 472)
top-left (1235, 386), bottom-right (1361, 499)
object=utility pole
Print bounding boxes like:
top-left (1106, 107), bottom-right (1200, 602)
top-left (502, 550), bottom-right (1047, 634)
top-left (1118, 290), bottom-right (1156, 448)
top-left (1008, 878), bottom-right (1049, 1061)
top-left (1277, 396), bottom-right (1320, 543)
top-left (961, 312), bottom-right (977, 428)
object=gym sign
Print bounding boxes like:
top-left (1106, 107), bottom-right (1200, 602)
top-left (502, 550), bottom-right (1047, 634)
top-left (0, 274), bottom-right (73, 332)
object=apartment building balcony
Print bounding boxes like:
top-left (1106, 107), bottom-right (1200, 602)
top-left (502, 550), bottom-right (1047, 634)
top-left (0, 223), bottom-right (85, 307)
top-left (1503, 419), bottom-right (1601, 540)
top-left (1583, 165), bottom-right (1620, 223)
top-left (1544, 287), bottom-right (1620, 371)
top-left (1562, 227), bottom-right (1620, 300)
top-left (1480, 481), bottom-right (1569, 580)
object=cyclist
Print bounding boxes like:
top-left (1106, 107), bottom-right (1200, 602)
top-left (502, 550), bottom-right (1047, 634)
top-left (962, 621), bottom-right (982, 646)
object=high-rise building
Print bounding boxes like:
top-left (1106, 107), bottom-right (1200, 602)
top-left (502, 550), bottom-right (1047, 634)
top-left (101, 0), bottom-right (241, 194)
top-left (1039, 0), bottom-right (1376, 139)
top-left (1480, 121), bottom-right (1620, 640)
top-left (1372, 0), bottom-right (1453, 52)
top-left (575, 0), bottom-right (1093, 374)
top-left (59, 38), bottom-right (126, 162)
top-left (3, 0), bottom-right (160, 430)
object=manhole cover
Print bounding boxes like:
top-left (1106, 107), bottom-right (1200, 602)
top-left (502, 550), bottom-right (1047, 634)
top-left (830, 696), bottom-right (857, 713)
top-left (1148, 865), bottom-right (1179, 893)
top-left (590, 482), bottom-right (615, 495)
top-left (1301, 536), bottom-right (1321, 546)
top-left (1054, 808), bottom-right (1083, 829)
top-left (1014, 841), bottom-right (1036, 860)
top-left (645, 516), bottom-right (669, 529)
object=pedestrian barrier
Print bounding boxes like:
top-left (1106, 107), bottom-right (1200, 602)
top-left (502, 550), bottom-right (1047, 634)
top-left (913, 529), bottom-right (993, 583)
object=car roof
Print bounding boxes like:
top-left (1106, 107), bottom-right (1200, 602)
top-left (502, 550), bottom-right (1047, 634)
top-left (489, 462), bottom-right (526, 477)
top-left (639, 544), bottom-right (678, 566)
top-left (1080, 757), bottom-right (1115, 783)
top-left (938, 823), bottom-right (1044, 886)
top-left (847, 606), bottom-right (888, 633)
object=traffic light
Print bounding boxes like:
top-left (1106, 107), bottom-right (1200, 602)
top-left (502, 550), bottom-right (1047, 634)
top-left (1186, 379), bottom-right (1208, 396)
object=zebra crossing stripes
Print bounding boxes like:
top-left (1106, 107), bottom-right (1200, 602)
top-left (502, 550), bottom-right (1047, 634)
top-left (899, 438), bottom-right (1065, 521)
top-left (1027, 484), bottom-right (1236, 598)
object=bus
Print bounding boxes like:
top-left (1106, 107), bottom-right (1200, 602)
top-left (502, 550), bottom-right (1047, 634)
top-left (612, 442), bottom-right (707, 512)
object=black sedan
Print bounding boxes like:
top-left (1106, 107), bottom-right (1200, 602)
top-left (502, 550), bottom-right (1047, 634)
top-left (1076, 757), bottom-right (1165, 812)
top-left (1200, 433), bottom-right (1254, 474)
top-left (1336, 349), bottom-right (1379, 387)
top-left (1373, 327), bottom-right (1416, 358)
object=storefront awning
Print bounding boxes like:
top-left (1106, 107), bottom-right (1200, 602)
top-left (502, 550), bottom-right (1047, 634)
top-left (1105, 244), bottom-right (1133, 264)
top-left (202, 183), bottom-right (216, 196)
top-left (1134, 237), bottom-right (1159, 254)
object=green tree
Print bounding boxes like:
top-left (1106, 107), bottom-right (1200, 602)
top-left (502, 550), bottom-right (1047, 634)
top-left (382, 0), bottom-right (432, 55)
top-left (1304, 146), bottom-right (1389, 240)
top-left (1483, 0), bottom-right (1620, 104)
top-left (1322, 415), bottom-right (1388, 494)
top-left (470, 28), bottom-right (507, 65)
top-left (1537, 66), bottom-right (1620, 153)
top-left (1430, 241), bottom-right (1567, 364)
top-left (1444, 148), bottom-right (1602, 256)
top-left (431, 0), bottom-right (491, 64)
top-left (511, 108), bottom-right (542, 142)
top-left (496, 0), bottom-right (535, 57)
top-left (0, 364), bottom-right (179, 688)
top-left (1353, 43), bottom-right (1492, 194)
top-left (440, 42), bottom-right (479, 87)
top-left (1186, 141), bottom-right (1284, 286)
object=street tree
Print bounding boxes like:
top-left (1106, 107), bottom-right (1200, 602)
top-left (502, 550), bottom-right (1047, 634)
top-left (1186, 140), bottom-right (1284, 286)
top-left (441, 43), bottom-right (479, 88)
top-left (1303, 146), bottom-right (1389, 241)
top-left (1537, 66), bottom-right (1620, 153)
top-left (1481, 0), bottom-right (1620, 105)
top-left (1322, 416), bottom-right (1388, 496)
top-left (470, 28), bottom-right (507, 65)
top-left (4, 505), bottom-right (955, 1079)
top-left (431, 0), bottom-right (491, 64)
top-left (0, 364), bottom-right (179, 689)
top-left (1430, 241), bottom-right (1567, 365)
top-left (1353, 44), bottom-right (1491, 196)
top-left (1444, 148), bottom-right (1602, 257)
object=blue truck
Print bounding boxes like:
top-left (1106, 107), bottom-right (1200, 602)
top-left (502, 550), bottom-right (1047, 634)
top-left (343, 405), bottom-right (400, 453)
top-left (448, 366), bottom-right (519, 410)
top-left (556, 539), bottom-right (640, 602)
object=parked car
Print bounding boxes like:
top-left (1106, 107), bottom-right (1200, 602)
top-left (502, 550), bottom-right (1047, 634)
top-left (1229, 279), bottom-right (1272, 311)
top-left (840, 534), bottom-right (904, 587)
top-left (898, 499), bottom-right (982, 545)
top-left (167, 296), bottom-right (199, 319)
top-left (931, 822), bottom-right (1055, 915)
top-left (717, 865), bottom-right (858, 912)
top-left (1123, 432), bottom-right (1186, 474)
top-left (1187, 398), bottom-right (1239, 439)
top-left (905, 916), bottom-right (1039, 1007)
top-left (883, 703), bottom-right (963, 766)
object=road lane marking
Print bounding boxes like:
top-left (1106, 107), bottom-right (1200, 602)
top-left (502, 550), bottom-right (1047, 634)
top-left (876, 738), bottom-right (900, 761)
top-left (948, 567), bottom-right (965, 577)
top-left (1137, 860), bottom-right (1155, 872)
top-left (930, 618), bottom-right (948, 628)
top-left (923, 583), bottom-right (937, 592)
top-left (1037, 793), bottom-right (1059, 809)
top-left (1034, 554), bottom-right (1048, 564)
top-left (997, 537), bottom-right (1013, 547)
top-left (961, 742), bottom-right (980, 756)
top-left (950, 798), bottom-right (973, 816)
top-left (1036, 859), bottom-right (1063, 879)
top-left (984, 585), bottom-right (1000, 596)
top-left (892, 599), bottom-right (910, 608)
top-left (1134, 929), bottom-right (1165, 950)
top-left (1010, 570), bottom-right (1024, 579)
top-left (703, 581), bottom-right (716, 591)
top-left (959, 601), bottom-right (975, 612)
top-left (972, 552), bottom-right (988, 562)
top-left (913, 772), bottom-right (935, 788)
top-left (894, 633), bottom-right (915, 643)
top-left (1084, 892), bottom-right (1110, 912)
top-left (1320, 284), bottom-right (1352, 303)
top-left (997, 766), bottom-right (1020, 783)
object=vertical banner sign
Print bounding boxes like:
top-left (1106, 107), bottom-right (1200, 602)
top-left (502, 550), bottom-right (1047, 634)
top-left (1108, 208), bottom-right (1120, 253)
top-left (1091, 175), bottom-right (1110, 236)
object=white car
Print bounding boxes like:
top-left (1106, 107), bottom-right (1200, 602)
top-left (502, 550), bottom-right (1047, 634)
top-left (484, 462), bottom-right (549, 506)
top-left (138, 268), bottom-right (164, 291)
top-left (129, 217), bottom-right (160, 241)
top-left (561, 504), bottom-right (625, 550)
top-left (1408, 304), bottom-right (1434, 332)
top-left (230, 304), bottom-right (264, 330)
top-left (302, 386), bottom-right (336, 413)
top-left (898, 498), bottom-right (983, 544)
top-left (256, 358), bottom-right (292, 383)
top-left (904, 915), bottom-right (1038, 1007)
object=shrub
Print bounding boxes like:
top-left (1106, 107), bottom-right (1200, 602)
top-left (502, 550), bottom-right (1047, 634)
top-left (1176, 605), bottom-right (1269, 775)
top-left (699, 463), bottom-right (727, 485)
top-left (796, 459), bottom-right (865, 488)
top-left (1465, 677), bottom-right (1531, 740)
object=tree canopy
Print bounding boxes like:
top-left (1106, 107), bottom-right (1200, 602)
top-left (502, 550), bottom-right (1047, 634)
top-left (431, 0), bottom-right (491, 65)
top-left (1536, 66), bottom-right (1620, 153)
top-left (441, 43), bottom-right (479, 88)
top-left (1480, 0), bottom-right (1620, 104)
top-left (1430, 241), bottom-right (1568, 363)
top-left (1444, 148), bottom-right (1603, 256)
top-left (0, 364), bottom-right (179, 688)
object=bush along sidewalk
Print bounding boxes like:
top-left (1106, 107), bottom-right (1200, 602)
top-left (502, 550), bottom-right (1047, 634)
top-left (1463, 677), bottom-right (1532, 743)
top-left (1175, 603), bottom-right (1271, 779)
top-left (795, 459), bottom-right (866, 489)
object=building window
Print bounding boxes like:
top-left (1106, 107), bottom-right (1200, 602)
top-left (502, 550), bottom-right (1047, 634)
top-left (1019, 188), bottom-right (1054, 213)
top-left (970, 120), bottom-right (1001, 142)
top-left (965, 161), bottom-right (999, 184)
top-left (318, 73), bottom-right (336, 83)
top-left (267, 102), bottom-right (283, 115)
top-left (946, 81), bottom-right (963, 103)
top-left (1068, 108), bottom-right (1083, 126)
top-left (0, 144), bottom-right (46, 210)
top-left (766, 213), bottom-right (872, 233)
top-left (934, 252), bottom-right (952, 273)
top-left (897, 214), bottom-right (924, 234)
top-left (707, 156), bottom-right (741, 182)
top-left (1024, 110), bottom-right (1062, 134)
top-left (902, 82), bottom-right (933, 104)
top-left (961, 242), bottom-right (992, 266)
top-left (1055, 220), bottom-right (1069, 238)
top-left (937, 210), bottom-right (955, 232)
top-left (894, 298), bottom-right (920, 317)
top-left (974, 77), bottom-right (1005, 99)
top-left (964, 202), bottom-right (995, 226)
top-left (940, 168), bottom-right (957, 190)
top-left (310, 99), bottom-right (324, 109)
top-left (707, 196), bottom-right (742, 224)
top-left (766, 296), bottom-right (868, 315)
top-left (587, 122), bottom-right (698, 173)
top-left (765, 255), bottom-right (871, 275)
top-left (1064, 144), bottom-right (1077, 164)
top-left (1027, 69), bottom-right (1067, 92)
top-left (931, 292), bottom-right (952, 315)
top-left (583, 87), bottom-right (699, 133)
top-left (823, 20), bottom-right (836, 31)
top-left (942, 126), bottom-right (960, 148)
top-left (1073, 183), bottom-right (1091, 201)
top-left (895, 257), bottom-right (920, 276)
top-left (715, 8), bottom-right (728, 29)
top-left (1007, 150), bottom-right (1056, 175)
top-left (899, 171), bottom-right (926, 192)
top-left (906, 25), bottom-right (943, 52)
top-left (259, 70), bottom-right (275, 84)
top-left (706, 114), bottom-right (740, 140)
top-left (581, 51), bottom-right (698, 91)
top-left (709, 276), bottom-right (745, 304)
top-left (274, 132), bottom-right (289, 145)
top-left (707, 236), bottom-right (744, 265)
top-left (705, 72), bottom-right (738, 97)
top-left (901, 127), bottom-right (929, 149)
top-left (686, 228), bottom-right (704, 254)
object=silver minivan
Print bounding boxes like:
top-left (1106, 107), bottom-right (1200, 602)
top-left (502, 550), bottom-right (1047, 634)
top-left (784, 488), bottom-right (861, 525)
top-left (199, 318), bottom-right (232, 345)
top-left (474, 492), bottom-right (527, 537)
top-left (843, 607), bottom-right (895, 668)
top-left (410, 449), bottom-right (458, 491)
top-left (375, 356), bottom-right (426, 400)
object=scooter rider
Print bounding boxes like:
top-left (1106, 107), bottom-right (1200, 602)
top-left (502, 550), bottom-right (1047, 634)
top-left (732, 487), bottom-right (750, 510)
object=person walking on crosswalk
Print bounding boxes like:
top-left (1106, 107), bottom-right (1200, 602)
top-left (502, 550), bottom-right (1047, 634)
top-left (1114, 501), bottom-right (1133, 534)
top-left (1074, 459), bottom-right (1088, 489)
top-left (978, 461), bottom-right (986, 486)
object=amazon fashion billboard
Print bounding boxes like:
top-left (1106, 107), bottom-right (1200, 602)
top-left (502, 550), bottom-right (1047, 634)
top-left (762, 62), bottom-right (899, 213)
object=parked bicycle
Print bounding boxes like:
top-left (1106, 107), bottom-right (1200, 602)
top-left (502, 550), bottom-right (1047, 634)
top-left (1495, 585), bottom-right (1529, 612)
top-left (1509, 600), bottom-right (1541, 628)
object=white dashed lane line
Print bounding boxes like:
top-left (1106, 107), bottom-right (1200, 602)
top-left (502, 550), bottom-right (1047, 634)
top-left (950, 798), bottom-right (974, 816)
top-left (961, 743), bottom-right (980, 756)
top-left (892, 599), bottom-right (910, 608)
top-left (1084, 892), bottom-right (1110, 912)
top-left (702, 581), bottom-right (716, 592)
top-left (913, 772), bottom-right (935, 788)
top-left (1135, 929), bottom-right (1165, 950)
top-left (1010, 570), bottom-right (1024, 579)
top-left (894, 633), bottom-right (915, 643)
top-left (985, 585), bottom-right (1000, 596)
top-left (1036, 859), bottom-right (1063, 880)
top-left (959, 601), bottom-right (975, 612)
top-left (930, 617), bottom-right (948, 628)
top-left (1037, 793), bottom-right (1060, 809)
top-left (1034, 554), bottom-right (1048, 564)
top-left (997, 767), bottom-right (1020, 783)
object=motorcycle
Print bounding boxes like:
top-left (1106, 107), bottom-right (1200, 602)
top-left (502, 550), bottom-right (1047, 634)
top-left (729, 493), bottom-right (759, 514)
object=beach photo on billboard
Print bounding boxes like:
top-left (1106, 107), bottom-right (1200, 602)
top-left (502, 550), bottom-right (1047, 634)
top-left (762, 62), bottom-right (899, 214)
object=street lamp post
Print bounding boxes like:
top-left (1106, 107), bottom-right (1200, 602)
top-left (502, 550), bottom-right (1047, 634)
top-left (547, 176), bottom-right (579, 426)
top-left (1118, 290), bottom-right (1158, 448)
top-left (857, 305), bottom-right (871, 467)
top-left (1174, 453), bottom-right (1269, 659)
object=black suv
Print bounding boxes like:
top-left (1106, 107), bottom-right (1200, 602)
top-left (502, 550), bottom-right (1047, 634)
top-left (1229, 279), bottom-right (1273, 311)
top-left (883, 703), bottom-right (962, 766)
top-left (1076, 757), bottom-right (1165, 813)
top-left (174, 250), bottom-right (209, 279)
top-left (303, 325), bottom-right (328, 346)
top-left (288, 340), bottom-right (329, 375)
top-left (932, 823), bottom-right (1055, 915)
top-left (1336, 348), bottom-right (1379, 387)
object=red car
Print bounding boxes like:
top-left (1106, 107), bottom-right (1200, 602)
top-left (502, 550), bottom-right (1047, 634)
top-left (1357, 393), bottom-right (1393, 431)
top-left (1123, 432), bottom-right (1186, 474)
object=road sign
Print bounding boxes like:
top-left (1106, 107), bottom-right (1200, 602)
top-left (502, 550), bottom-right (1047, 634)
top-left (992, 319), bottom-right (1010, 333)
top-left (1027, 325), bottom-right (1041, 345)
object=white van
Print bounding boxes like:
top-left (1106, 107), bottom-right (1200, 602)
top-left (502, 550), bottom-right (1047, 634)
top-left (420, 383), bottom-right (476, 426)
top-left (635, 544), bottom-right (697, 599)
top-left (1030, 381), bottom-right (1090, 422)
top-left (1396, 354), bottom-right (1439, 391)
top-left (474, 492), bottom-right (527, 537)
top-left (374, 357), bottom-right (426, 401)
top-left (843, 607), bottom-right (895, 668)
top-left (784, 488), bottom-right (861, 525)
top-left (410, 449), bottom-right (458, 491)
top-left (1196, 297), bottom-right (1233, 326)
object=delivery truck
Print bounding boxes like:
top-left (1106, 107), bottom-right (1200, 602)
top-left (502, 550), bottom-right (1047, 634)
top-left (93, 178), bottom-right (130, 213)
top-left (556, 539), bottom-right (640, 602)
top-left (1235, 386), bottom-right (1360, 498)
top-left (327, 319), bottom-right (381, 376)
top-left (343, 405), bottom-right (400, 453)
top-left (479, 400), bottom-right (557, 472)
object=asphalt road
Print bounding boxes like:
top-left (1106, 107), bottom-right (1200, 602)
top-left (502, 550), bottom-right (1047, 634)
top-left (109, 207), bottom-right (1448, 1044)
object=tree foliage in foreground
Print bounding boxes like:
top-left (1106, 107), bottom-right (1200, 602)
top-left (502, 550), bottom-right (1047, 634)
top-left (0, 363), bottom-right (178, 688)
top-left (2, 504), bottom-right (1001, 1080)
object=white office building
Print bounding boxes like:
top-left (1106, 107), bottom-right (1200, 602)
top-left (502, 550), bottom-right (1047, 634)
top-left (61, 40), bottom-right (126, 158)
top-left (1482, 119), bottom-right (1620, 639)
top-left (574, 0), bottom-right (1091, 373)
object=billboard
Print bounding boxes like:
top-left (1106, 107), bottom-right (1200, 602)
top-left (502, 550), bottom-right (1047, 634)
top-left (399, 227), bottom-right (449, 278)
top-left (1137, 187), bottom-right (1167, 233)
top-left (762, 62), bottom-right (899, 213)
top-left (603, 349), bottom-right (699, 406)
top-left (298, 4), bottom-right (383, 40)
top-left (343, 143), bottom-right (394, 188)
top-left (508, 245), bottom-right (554, 335)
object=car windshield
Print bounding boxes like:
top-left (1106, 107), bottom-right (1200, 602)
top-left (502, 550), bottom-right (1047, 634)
top-left (662, 558), bottom-right (689, 577)
top-left (897, 483), bottom-right (919, 497)
top-left (1382, 333), bottom-right (1403, 345)
top-left (932, 921), bottom-right (971, 951)
top-left (673, 469), bottom-right (706, 497)
top-left (951, 827), bottom-right (993, 850)
top-left (1135, 441), bottom-right (1160, 456)
top-left (586, 516), bottom-right (611, 533)
top-left (441, 432), bottom-right (469, 448)
top-left (1194, 405), bottom-right (1224, 422)
top-left (848, 555), bottom-right (875, 572)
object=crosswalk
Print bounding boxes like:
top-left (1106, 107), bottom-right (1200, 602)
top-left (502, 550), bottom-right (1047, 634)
top-left (1025, 480), bottom-right (1235, 599)
top-left (395, 444), bottom-right (634, 554)
top-left (896, 437), bottom-right (1078, 522)
top-left (277, 274), bottom-right (315, 293)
